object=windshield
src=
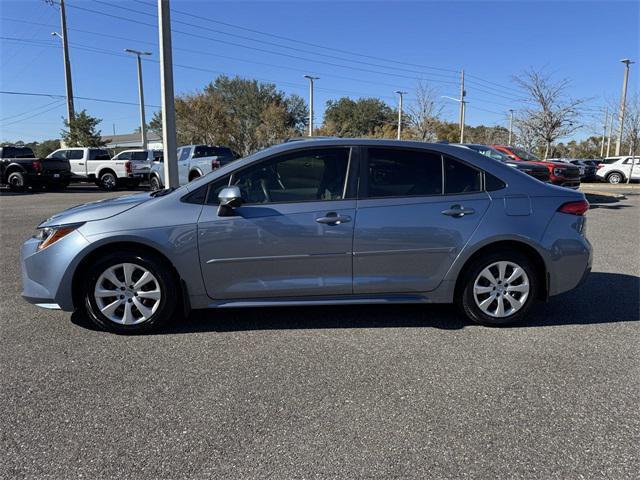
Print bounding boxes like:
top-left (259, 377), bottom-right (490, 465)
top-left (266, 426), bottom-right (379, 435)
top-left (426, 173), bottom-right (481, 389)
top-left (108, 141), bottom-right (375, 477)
top-left (510, 147), bottom-right (540, 161)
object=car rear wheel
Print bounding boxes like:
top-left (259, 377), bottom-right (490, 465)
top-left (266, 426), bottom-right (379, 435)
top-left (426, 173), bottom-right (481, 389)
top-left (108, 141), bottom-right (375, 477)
top-left (607, 172), bottom-right (623, 184)
top-left (99, 172), bottom-right (118, 191)
top-left (7, 171), bottom-right (26, 191)
top-left (458, 251), bottom-right (538, 326)
top-left (149, 176), bottom-right (161, 191)
top-left (82, 251), bottom-right (178, 334)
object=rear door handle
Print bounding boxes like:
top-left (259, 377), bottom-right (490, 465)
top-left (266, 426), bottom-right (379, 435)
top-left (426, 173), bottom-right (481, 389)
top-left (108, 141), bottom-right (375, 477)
top-left (78, 162), bottom-right (84, 165)
top-left (441, 204), bottom-right (475, 217)
top-left (316, 212), bottom-right (352, 225)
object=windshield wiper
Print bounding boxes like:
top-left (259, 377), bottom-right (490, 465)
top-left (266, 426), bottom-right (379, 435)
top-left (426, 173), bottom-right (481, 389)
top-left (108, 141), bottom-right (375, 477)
top-left (150, 187), bottom-right (178, 197)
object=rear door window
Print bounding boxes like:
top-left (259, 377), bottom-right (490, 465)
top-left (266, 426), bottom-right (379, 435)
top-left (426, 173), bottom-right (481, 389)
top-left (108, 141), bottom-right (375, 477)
top-left (131, 151), bottom-right (148, 161)
top-left (88, 149), bottom-right (111, 160)
top-left (67, 150), bottom-right (84, 160)
top-left (364, 148), bottom-right (443, 198)
top-left (444, 157), bottom-right (482, 194)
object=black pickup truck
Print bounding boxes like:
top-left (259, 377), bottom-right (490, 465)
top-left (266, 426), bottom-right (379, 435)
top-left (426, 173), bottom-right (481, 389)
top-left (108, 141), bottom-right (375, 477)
top-left (0, 146), bottom-right (71, 191)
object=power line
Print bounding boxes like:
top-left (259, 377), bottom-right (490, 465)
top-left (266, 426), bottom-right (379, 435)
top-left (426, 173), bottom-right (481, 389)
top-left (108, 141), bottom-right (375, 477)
top-left (0, 101), bottom-right (65, 127)
top-left (0, 90), bottom-right (161, 108)
top-left (0, 99), bottom-right (62, 123)
top-left (64, 2), bottom-right (459, 86)
top-left (132, 0), bottom-right (460, 75)
top-left (92, 0), bottom-right (459, 81)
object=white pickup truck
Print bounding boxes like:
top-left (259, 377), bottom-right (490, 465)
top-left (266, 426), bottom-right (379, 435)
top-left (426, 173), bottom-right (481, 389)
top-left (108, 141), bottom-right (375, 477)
top-left (47, 147), bottom-right (150, 190)
top-left (148, 144), bottom-right (236, 190)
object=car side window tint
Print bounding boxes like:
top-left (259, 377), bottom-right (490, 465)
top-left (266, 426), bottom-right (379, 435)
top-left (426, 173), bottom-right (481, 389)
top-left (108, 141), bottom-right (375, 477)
top-left (365, 148), bottom-right (442, 198)
top-left (230, 148), bottom-right (350, 204)
top-left (178, 148), bottom-right (191, 162)
top-left (205, 175), bottom-right (232, 205)
top-left (67, 150), bottom-right (84, 160)
top-left (485, 172), bottom-right (506, 191)
top-left (49, 150), bottom-right (67, 159)
top-left (444, 156), bottom-right (481, 194)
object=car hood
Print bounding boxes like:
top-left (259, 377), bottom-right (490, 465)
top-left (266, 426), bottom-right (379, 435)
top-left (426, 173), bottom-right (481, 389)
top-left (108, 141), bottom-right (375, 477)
top-left (38, 192), bottom-right (152, 228)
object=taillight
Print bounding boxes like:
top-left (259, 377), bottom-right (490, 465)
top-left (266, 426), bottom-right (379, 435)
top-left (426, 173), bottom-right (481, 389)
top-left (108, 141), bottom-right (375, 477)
top-left (125, 161), bottom-right (132, 174)
top-left (558, 200), bottom-right (589, 216)
top-left (597, 164), bottom-right (604, 169)
top-left (32, 160), bottom-right (41, 171)
top-left (212, 159), bottom-right (220, 170)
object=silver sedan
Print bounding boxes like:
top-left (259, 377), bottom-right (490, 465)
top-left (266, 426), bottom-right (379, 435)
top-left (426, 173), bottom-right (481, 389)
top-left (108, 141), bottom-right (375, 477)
top-left (21, 139), bottom-right (592, 333)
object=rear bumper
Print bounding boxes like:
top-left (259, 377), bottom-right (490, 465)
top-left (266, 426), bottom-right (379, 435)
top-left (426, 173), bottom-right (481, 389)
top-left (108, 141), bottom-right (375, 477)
top-left (26, 171), bottom-right (71, 184)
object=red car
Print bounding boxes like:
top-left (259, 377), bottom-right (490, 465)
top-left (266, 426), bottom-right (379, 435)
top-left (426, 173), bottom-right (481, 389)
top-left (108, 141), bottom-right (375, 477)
top-left (492, 145), bottom-right (581, 189)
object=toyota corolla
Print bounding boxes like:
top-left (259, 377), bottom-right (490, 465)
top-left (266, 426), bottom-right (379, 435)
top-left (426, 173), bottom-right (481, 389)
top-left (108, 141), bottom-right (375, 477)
top-left (21, 139), bottom-right (592, 333)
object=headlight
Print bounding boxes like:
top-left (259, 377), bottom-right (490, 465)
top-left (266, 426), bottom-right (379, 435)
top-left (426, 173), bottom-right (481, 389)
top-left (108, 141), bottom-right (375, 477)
top-left (34, 223), bottom-right (83, 251)
top-left (553, 167), bottom-right (564, 176)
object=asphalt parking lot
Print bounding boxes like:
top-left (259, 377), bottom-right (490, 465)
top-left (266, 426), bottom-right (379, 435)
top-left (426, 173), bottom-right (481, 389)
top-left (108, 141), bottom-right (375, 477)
top-left (1, 184), bottom-right (638, 479)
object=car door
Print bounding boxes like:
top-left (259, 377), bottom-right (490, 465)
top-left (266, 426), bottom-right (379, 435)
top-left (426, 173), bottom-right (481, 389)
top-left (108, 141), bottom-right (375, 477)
top-left (64, 149), bottom-right (86, 176)
top-left (353, 147), bottom-right (490, 294)
top-left (197, 146), bottom-right (357, 300)
top-left (177, 147), bottom-right (191, 185)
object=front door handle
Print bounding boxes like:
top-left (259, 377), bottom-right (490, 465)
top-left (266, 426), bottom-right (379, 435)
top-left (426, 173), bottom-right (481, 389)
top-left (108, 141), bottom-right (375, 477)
top-left (441, 204), bottom-right (475, 217)
top-left (78, 162), bottom-right (84, 165)
top-left (316, 212), bottom-right (352, 225)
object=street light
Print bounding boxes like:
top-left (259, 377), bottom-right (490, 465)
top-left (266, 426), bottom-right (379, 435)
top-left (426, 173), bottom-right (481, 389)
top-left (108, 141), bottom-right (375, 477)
top-left (304, 75), bottom-right (319, 136)
top-left (125, 49), bottom-right (152, 149)
top-left (395, 91), bottom-right (407, 140)
top-left (615, 58), bottom-right (634, 156)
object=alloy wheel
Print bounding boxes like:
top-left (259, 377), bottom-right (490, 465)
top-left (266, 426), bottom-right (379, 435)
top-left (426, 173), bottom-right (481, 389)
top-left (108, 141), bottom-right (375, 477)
top-left (93, 263), bottom-right (162, 325)
top-left (472, 261), bottom-right (530, 318)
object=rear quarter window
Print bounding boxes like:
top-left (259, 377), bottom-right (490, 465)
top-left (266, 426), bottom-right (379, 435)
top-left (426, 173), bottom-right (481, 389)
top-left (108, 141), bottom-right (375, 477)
top-left (443, 157), bottom-right (482, 194)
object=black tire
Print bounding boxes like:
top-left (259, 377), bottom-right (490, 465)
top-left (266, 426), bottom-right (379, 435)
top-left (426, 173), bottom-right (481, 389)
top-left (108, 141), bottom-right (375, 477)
top-left (81, 250), bottom-right (178, 334)
top-left (457, 250), bottom-right (538, 326)
top-left (99, 171), bottom-right (118, 191)
top-left (607, 172), bottom-right (623, 184)
top-left (149, 176), bottom-right (162, 191)
top-left (7, 171), bottom-right (26, 191)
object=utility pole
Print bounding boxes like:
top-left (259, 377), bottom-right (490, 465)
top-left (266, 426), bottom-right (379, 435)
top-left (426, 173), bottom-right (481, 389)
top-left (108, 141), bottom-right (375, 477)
top-left (606, 113), bottom-right (614, 157)
top-left (459, 69), bottom-right (466, 143)
top-left (508, 109), bottom-right (514, 145)
top-left (304, 75), bottom-right (319, 137)
top-left (615, 59), bottom-right (634, 156)
top-left (395, 90), bottom-right (407, 140)
top-left (49, 0), bottom-right (74, 127)
top-left (600, 107), bottom-right (608, 158)
top-left (125, 49), bottom-right (152, 149)
top-left (157, 0), bottom-right (178, 188)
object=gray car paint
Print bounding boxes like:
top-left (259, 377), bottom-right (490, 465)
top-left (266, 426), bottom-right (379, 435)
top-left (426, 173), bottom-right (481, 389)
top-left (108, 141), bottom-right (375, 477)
top-left (21, 139), bottom-right (591, 313)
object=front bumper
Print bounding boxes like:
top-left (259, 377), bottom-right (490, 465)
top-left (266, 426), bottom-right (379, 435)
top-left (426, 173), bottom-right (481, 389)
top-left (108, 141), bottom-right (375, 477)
top-left (21, 230), bottom-right (90, 311)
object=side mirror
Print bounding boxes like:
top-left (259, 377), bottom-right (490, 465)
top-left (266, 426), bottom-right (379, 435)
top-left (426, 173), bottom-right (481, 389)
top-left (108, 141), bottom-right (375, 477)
top-left (217, 186), bottom-right (243, 216)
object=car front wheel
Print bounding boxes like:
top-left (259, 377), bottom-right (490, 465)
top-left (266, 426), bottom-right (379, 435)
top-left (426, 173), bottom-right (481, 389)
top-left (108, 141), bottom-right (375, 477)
top-left (458, 251), bottom-right (538, 326)
top-left (82, 251), bottom-right (178, 334)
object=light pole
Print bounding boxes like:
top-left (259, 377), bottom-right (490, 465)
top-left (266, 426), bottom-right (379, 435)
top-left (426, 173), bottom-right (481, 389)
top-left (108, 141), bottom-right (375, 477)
top-left (508, 109), bottom-right (514, 145)
top-left (607, 113), bottom-right (614, 157)
top-left (157, 0), bottom-right (178, 188)
top-left (395, 90), bottom-right (407, 140)
top-left (600, 107), bottom-right (608, 158)
top-left (615, 59), bottom-right (634, 156)
top-left (125, 49), bottom-right (152, 149)
top-left (304, 75), bottom-right (319, 137)
top-left (459, 69), bottom-right (466, 143)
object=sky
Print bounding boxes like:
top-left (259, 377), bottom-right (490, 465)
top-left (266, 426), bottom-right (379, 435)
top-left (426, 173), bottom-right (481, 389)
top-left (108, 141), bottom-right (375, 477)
top-left (0, 0), bottom-right (638, 143)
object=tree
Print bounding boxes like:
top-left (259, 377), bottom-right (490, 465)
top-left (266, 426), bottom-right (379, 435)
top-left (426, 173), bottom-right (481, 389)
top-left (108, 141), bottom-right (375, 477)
top-left (406, 81), bottom-right (443, 141)
top-left (61, 110), bottom-right (106, 147)
top-left (321, 97), bottom-right (395, 137)
top-left (622, 93), bottom-right (640, 156)
top-left (514, 69), bottom-right (585, 159)
top-left (149, 76), bottom-right (307, 155)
